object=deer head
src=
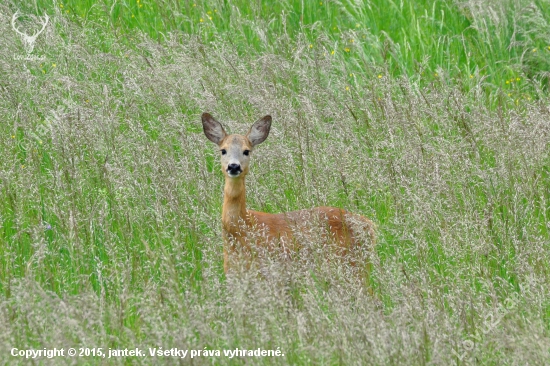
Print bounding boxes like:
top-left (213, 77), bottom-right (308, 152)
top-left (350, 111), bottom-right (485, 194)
top-left (202, 113), bottom-right (271, 179)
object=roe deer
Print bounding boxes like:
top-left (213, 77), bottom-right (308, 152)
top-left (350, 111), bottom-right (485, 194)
top-left (202, 113), bottom-right (376, 273)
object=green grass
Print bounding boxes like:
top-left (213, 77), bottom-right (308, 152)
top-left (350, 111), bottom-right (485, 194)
top-left (19, 0), bottom-right (550, 94)
top-left (1, 0), bottom-right (550, 364)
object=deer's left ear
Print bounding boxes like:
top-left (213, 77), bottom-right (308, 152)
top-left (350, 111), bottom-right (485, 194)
top-left (202, 113), bottom-right (227, 145)
top-left (247, 115), bottom-right (271, 147)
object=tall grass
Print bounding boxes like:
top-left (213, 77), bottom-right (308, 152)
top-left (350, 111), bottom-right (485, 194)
top-left (20, 0), bottom-right (550, 91)
top-left (1, 0), bottom-right (550, 365)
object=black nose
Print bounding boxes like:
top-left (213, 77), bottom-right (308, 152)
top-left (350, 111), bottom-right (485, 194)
top-left (227, 164), bottom-right (241, 173)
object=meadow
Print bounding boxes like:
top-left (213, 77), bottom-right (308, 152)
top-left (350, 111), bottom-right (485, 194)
top-left (1, 0), bottom-right (550, 364)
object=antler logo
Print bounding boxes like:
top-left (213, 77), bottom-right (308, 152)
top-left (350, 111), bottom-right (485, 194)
top-left (11, 11), bottom-right (49, 54)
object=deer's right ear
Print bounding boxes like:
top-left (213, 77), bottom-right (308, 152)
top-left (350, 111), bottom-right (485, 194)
top-left (202, 113), bottom-right (227, 145)
top-left (247, 115), bottom-right (271, 147)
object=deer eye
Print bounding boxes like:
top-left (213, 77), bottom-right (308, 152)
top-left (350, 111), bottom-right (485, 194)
top-left (221, 149), bottom-right (227, 155)
top-left (243, 150), bottom-right (250, 156)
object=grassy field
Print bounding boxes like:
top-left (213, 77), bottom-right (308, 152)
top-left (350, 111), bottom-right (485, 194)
top-left (1, 0), bottom-right (550, 364)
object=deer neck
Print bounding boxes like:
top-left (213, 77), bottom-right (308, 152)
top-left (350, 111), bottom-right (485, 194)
top-left (222, 177), bottom-right (250, 235)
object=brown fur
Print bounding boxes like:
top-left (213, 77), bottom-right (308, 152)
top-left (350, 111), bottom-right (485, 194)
top-left (202, 113), bottom-right (376, 273)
